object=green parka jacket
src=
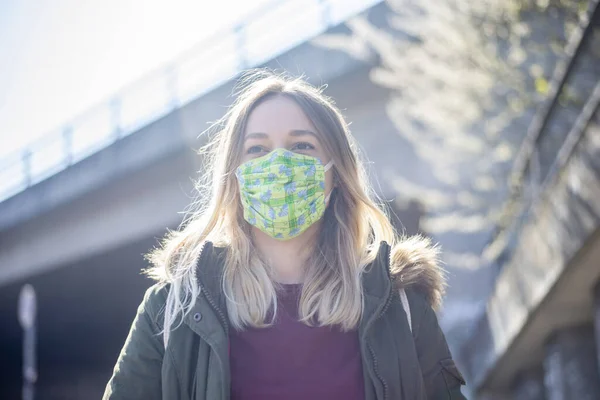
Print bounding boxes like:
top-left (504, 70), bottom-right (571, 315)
top-left (103, 240), bottom-right (466, 399)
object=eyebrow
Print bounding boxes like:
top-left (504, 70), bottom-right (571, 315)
top-left (244, 130), bottom-right (318, 140)
top-left (244, 132), bottom-right (269, 140)
top-left (290, 129), bottom-right (318, 138)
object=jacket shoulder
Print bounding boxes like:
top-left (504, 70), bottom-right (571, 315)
top-left (139, 282), bottom-right (170, 326)
top-left (388, 235), bottom-right (446, 310)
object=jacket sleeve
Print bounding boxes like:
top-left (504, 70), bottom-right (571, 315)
top-left (409, 289), bottom-right (467, 400)
top-left (103, 285), bottom-right (166, 400)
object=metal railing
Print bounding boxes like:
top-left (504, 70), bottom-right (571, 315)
top-left (508, 0), bottom-right (600, 191)
top-left (0, 0), bottom-right (382, 203)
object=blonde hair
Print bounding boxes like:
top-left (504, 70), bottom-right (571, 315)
top-left (146, 70), bottom-right (398, 346)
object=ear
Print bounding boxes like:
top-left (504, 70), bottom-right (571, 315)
top-left (331, 169), bottom-right (339, 187)
top-left (325, 187), bottom-right (337, 207)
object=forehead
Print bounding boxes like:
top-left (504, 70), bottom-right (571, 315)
top-left (244, 95), bottom-right (317, 135)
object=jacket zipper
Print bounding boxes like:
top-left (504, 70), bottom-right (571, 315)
top-left (197, 241), bottom-right (229, 332)
top-left (366, 242), bottom-right (394, 400)
top-left (201, 285), bottom-right (229, 332)
top-left (195, 241), bottom-right (230, 400)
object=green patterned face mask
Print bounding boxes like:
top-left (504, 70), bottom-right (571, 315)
top-left (235, 148), bottom-right (333, 240)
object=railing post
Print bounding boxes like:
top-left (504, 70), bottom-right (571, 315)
top-left (166, 65), bottom-right (179, 111)
top-left (110, 97), bottom-right (122, 139)
top-left (22, 149), bottom-right (32, 188)
top-left (63, 126), bottom-right (73, 167)
top-left (528, 148), bottom-right (541, 203)
top-left (235, 24), bottom-right (248, 71)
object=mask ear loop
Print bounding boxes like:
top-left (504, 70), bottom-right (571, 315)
top-left (323, 161), bottom-right (334, 204)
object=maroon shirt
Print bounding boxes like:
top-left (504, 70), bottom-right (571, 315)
top-left (229, 284), bottom-right (365, 400)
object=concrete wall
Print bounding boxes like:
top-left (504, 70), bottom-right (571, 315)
top-left (461, 56), bottom-right (600, 400)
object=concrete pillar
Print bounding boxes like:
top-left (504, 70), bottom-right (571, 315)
top-left (544, 325), bottom-right (600, 400)
top-left (513, 368), bottom-right (545, 400)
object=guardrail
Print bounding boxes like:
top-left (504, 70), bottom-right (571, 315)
top-left (0, 0), bottom-right (381, 203)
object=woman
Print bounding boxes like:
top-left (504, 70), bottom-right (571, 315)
top-left (103, 71), bottom-right (466, 399)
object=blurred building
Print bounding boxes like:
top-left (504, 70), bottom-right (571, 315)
top-left (459, 3), bottom-right (600, 398)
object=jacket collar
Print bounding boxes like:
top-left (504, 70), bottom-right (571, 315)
top-left (359, 241), bottom-right (393, 337)
top-left (181, 241), bottom-right (230, 347)
top-left (361, 241), bottom-right (393, 300)
top-left (195, 241), bottom-right (230, 330)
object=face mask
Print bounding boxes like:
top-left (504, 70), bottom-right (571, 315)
top-left (235, 148), bottom-right (333, 240)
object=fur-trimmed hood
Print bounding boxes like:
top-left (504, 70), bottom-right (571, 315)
top-left (388, 236), bottom-right (446, 311)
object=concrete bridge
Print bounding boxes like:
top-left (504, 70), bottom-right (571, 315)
top-left (0, 1), bottom-right (424, 397)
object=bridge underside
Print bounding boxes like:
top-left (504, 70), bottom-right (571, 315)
top-left (0, 236), bottom-right (156, 398)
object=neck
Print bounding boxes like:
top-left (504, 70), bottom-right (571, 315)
top-left (252, 223), bottom-right (320, 284)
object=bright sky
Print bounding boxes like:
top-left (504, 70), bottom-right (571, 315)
top-left (0, 0), bottom-right (271, 159)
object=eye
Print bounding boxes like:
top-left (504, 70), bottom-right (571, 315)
top-left (246, 145), bottom-right (267, 155)
top-left (291, 142), bottom-right (315, 151)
